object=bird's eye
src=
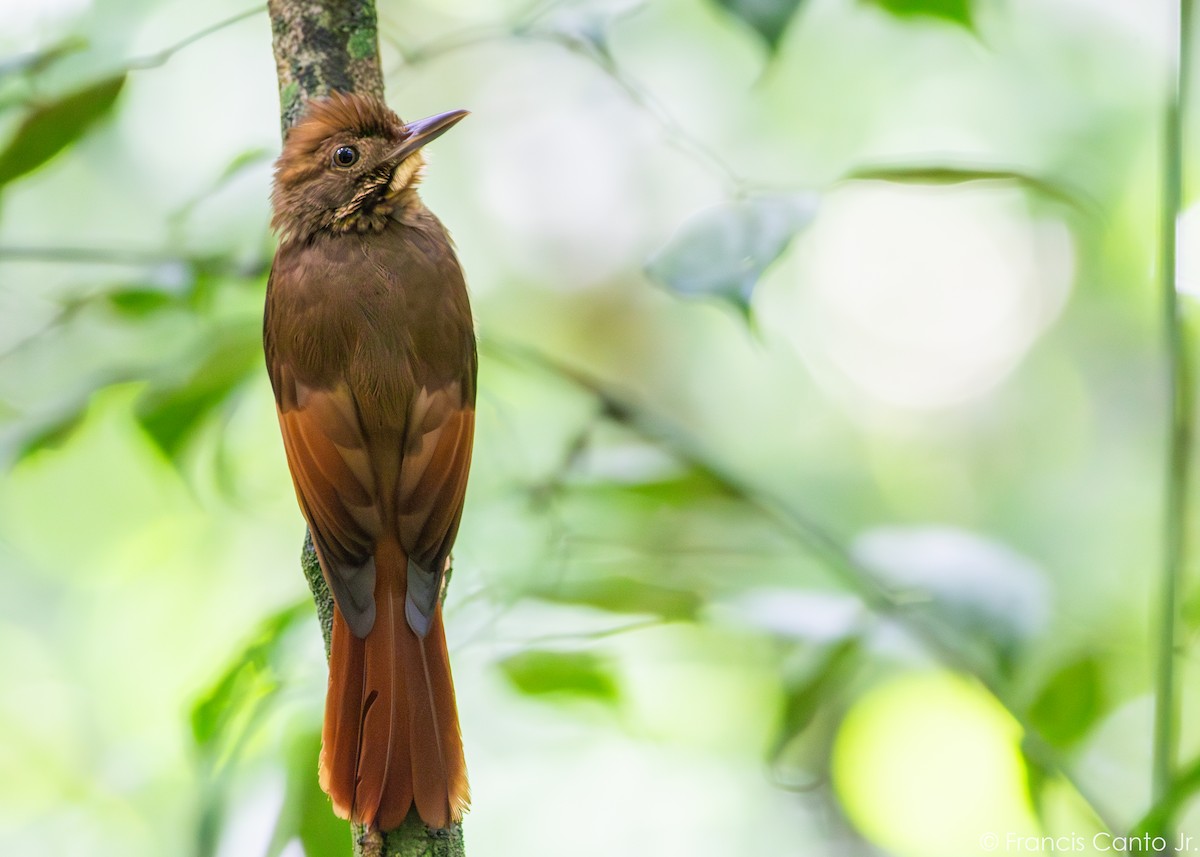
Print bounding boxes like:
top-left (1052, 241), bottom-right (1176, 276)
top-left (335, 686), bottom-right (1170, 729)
top-left (332, 146), bottom-right (359, 167)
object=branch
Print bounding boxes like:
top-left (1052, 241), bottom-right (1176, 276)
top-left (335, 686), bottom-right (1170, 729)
top-left (126, 6), bottom-right (265, 71)
top-left (269, 2), bottom-right (465, 854)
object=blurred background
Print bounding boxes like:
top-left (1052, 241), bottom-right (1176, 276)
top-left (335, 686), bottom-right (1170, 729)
top-left (0, 0), bottom-right (1192, 854)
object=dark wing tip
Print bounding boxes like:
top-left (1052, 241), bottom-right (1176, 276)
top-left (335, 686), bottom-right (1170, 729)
top-left (405, 556), bottom-right (440, 637)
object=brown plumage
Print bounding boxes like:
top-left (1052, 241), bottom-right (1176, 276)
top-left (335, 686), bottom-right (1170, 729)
top-left (264, 91), bottom-right (474, 831)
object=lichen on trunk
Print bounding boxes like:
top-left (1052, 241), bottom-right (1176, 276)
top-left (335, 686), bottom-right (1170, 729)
top-left (268, 0), bottom-right (386, 133)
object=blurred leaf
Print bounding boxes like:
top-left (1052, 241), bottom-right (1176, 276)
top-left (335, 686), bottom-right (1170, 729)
top-left (723, 589), bottom-right (864, 643)
top-left (170, 148), bottom-right (274, 233)
top-left (852, 526), bottom-right (1050, 657)
top-left (646, 194), bottom-right (816, 313)
top-left (1130, 755), bottom-right (1200, 841)
top-left (191, 601), bottom-right (311, 751)
top-left (1023, 750), bottom-right (1051, 821)
top-left (867, 0), bottom-right (973, 28)
top-left (712, 0), bottom-right (806, 51)
top-left (534, 575), bottom-right (701, 621)
top-left (195, 791), bottom-right (222, 857)
top-left (499, 650), bottom-right (619, 703)
top-left (267, 730), bottom-right (351, 857)
top-left (0, 75), bottom-right (126, 188)
top-left (849, 164), bottom-right (1032, 185)
top-left (1027, 656), bottom-right (1105, 747)
top-left (1180, 584), bottom-right (1200, 632)
top-left (15, 410), bottom-right (87, 460)
top-left (0, 37), bottom-right (88, 80)
top-left (771, 638), bottom-right (859, 761)
top-left (622, 467), bottom-right (729, 501)
top-left (216, 147), bottom-right (272, 184)
top-left (106, 288), bottom-right (179, 318)
top-left (136, 322), bottom-right (262, 456)
top-left (845, 162), bottom-right (1089, 213)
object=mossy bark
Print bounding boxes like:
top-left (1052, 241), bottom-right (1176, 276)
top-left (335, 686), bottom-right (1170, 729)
top-left (270, 3), bottom-right (467, 854)
top-left (268, 0), bottom-right (386, 134)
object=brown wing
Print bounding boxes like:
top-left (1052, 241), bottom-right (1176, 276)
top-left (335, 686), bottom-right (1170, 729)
top-left (274, 363), bottom-right (382, 637)
top-left (397, 383), bottom-right (475, 637)
top-left (273, 362), bottom-right (473, 639)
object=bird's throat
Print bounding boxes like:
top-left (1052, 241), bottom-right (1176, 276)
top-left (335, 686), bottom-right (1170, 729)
top-left (387, 152), bottom-right (426, 198)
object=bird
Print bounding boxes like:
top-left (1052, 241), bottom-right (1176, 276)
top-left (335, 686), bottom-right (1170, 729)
top-left (263, 90), bottom-right (474, 832)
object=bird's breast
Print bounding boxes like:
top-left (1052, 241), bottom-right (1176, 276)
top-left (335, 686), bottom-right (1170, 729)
top-left (268, 220), bottom-right (473, 421)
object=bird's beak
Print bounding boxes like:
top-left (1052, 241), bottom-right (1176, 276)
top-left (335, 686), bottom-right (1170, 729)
top-left (388, 109), bottom-right (470, 161)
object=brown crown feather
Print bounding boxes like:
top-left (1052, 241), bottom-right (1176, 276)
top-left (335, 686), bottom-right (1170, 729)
top-left (284, 91), bottom-right (404, 154)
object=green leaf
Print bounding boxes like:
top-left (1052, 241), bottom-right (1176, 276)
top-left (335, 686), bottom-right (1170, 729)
top-left (646, 194), bottom-right (816, 313)
top-left (267, 730), bottom-right (351, 857)
top-left (627, 468), bottom-right (731, 500)
top-left (106, 288), bottom-right (179, 318)
top-left (848, 164), bottom-right (1029, 185)
top-left (713, 0), bottom-right (806, 52)
top-left (1130, 755), bottom-right (1200, 841)
top-left (171, 148), bottom-right (273, 231)
top-left (136, 322), bottom-right (262, 456)
top-left (16, 410), bottom-right (86, 460)
top-left (533, 575), bottom-right (702, 621)
top-left (215, 147), bottom-right (272, 184)
top-left (1179, 584), bottom-right (1200, 632)
top-left (0, 75), bottom-right (126, 188)
top-left (499, 650), bottom-right (619, 704)
top-left (1027, 656), bottom-right (1105, 748)
top-left (771, 638), bottom-right (859, 761)
top-left (0, 37), bottom-right (88, 80)
top-left (190, 601), bottom-right (311, 751)
top-left (868, 0), bottom-right (973, 28)
top-left (845, 161), bottom-right (1091, 211)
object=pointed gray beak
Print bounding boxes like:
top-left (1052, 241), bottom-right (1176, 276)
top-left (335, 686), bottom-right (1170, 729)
top-left (387, 109), bottom-right (469, 161)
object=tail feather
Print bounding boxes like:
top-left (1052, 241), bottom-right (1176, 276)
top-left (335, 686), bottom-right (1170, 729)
top-left (409, 611), bottom-right (469, 828)
top-left (318, 607), bottom-right (365, 819)
top-left (319, 537), bottom-right (468, 831)
top-left (353, 562), bottom-right (408, 825)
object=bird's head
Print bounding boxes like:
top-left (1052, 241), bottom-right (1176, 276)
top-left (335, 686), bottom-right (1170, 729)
top-left (271, 91), bottom-right (467, 241)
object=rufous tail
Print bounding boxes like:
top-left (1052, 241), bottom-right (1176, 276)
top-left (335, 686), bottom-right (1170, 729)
top-left (318, 538), bottom-right (468, 830)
